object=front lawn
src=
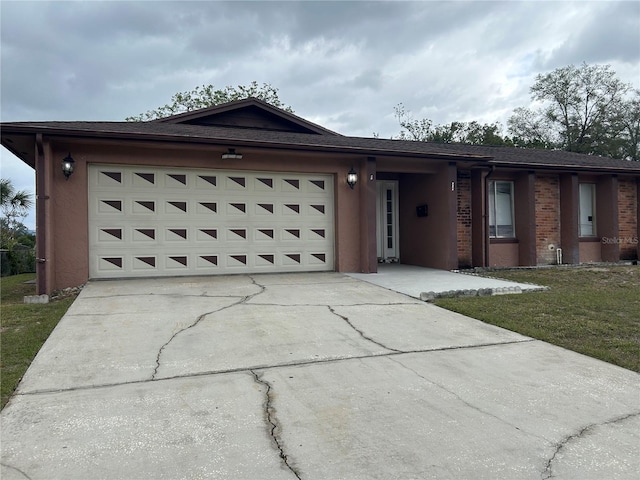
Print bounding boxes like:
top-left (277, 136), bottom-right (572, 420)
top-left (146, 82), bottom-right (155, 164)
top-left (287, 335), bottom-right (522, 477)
top-left (434, 265), bottom-right (640, 372)
top-left (1, 274), bottom-right (77, 409)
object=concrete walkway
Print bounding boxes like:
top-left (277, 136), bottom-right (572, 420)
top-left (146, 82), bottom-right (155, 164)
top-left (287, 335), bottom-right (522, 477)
top-left (1, 273), bottom-right (638, 479)
top-left (348, 264), bottom-right (545, 300)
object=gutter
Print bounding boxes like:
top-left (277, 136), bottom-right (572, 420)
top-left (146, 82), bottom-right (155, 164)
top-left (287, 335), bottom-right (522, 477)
top-left (487, 160), bottom-right (640, 176)
top-left (35, 134), bottom-right (47, 295)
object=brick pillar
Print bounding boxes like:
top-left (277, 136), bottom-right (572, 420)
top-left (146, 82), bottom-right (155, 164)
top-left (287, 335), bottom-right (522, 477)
top-left (560, 173), bottom-right (579, 264)
top-left (471, 169), bottom-right (487, 266)
top-left (445, 162), bottom-right (459, 270)
top-left (597, 175), bottom-right (619, 262)
top-left (515, 171), bottom-right (536, 265)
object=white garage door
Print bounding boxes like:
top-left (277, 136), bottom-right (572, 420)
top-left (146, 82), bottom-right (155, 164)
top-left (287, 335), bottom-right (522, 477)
top-left (88, 165), bottom-right (334, 278)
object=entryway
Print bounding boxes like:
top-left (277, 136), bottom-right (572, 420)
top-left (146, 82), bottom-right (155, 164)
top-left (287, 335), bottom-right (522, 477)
top-left (348, 263), bottom-right (545, 299)
top-left (376, 180), bottom-right (399, 263)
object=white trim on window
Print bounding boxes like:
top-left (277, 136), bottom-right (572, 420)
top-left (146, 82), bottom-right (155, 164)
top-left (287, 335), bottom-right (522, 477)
top-left (579, 183), bottom-right (596, 237)
top-left (489, 180), bottom-right (515, 238)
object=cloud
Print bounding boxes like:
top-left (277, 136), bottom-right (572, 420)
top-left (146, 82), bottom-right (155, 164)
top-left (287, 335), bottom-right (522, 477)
top-left (1, 1), bottom-right (638, 229)
top-left (545, 1), bottom-right (640, 67)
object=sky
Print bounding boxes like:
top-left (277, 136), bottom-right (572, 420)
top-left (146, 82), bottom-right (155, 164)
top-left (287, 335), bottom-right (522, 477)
top-left (2, 0), bottom-right (639, 230)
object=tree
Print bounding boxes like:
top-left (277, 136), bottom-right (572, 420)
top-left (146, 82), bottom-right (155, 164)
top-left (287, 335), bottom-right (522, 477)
top-left (393, 103), bottom-right (437, 141)
top-left (393, 103), bottom-right (513, 146)
top-left (507, 107), bottom-right (557, 149)
top-left (508, 63), bottom-right (638, 159)
top-left (126, 81), bottom-right (293, 121)
top-left (1, 179), bottom-right (33, 249)
top-left (618, 90), bottom-right (640, 161)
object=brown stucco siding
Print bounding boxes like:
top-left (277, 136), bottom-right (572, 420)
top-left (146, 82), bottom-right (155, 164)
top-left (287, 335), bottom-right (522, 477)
top-left (51, 147), bottom-right (89, 291)
top-left (489, 242), bottom-right (519, 267)
top-left (579, 240), bottom-right (601, 262)
top-left (399, 163), bottom-right (457, 270)
top-left (456, 170), bottom-right (472, 268)
top-left (618, 178), bottom-right (638, 260)
top-left (535, 175), bottom-right (560, 265)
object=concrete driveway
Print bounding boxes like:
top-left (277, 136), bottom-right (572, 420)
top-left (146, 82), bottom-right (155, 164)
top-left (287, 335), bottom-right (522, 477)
top-left (2, 273), bottom-right (638, 479)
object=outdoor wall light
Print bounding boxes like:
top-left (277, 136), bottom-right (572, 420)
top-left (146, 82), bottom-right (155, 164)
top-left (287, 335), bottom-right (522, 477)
top-left (62, 152), bottom-right (75, 180)
top-left (221, 148), bottom-right (243, 160)
top-left (347, 166), bottom-right (358, 189)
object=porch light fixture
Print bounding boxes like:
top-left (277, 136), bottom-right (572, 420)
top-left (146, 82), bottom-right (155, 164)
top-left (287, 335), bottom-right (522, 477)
top-left (61, 152), bottom-right (75, 180)
top-left (346, 166), bottom-right (358, 189)
top-left (221, 148), bottom-right (243, 160)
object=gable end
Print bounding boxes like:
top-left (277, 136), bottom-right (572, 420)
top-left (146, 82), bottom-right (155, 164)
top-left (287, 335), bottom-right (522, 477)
top-left (181, 105), bottom-right (322, 134)
top-left (155, 97), bottom-right (340, 136)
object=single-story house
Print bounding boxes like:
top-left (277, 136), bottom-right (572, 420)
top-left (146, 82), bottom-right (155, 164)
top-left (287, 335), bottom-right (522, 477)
top-left (2, 98), bottom-right (639, 295)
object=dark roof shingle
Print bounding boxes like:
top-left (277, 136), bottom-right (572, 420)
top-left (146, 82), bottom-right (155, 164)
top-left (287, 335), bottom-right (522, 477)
top-left (2, 120), bottom-right (639, 173)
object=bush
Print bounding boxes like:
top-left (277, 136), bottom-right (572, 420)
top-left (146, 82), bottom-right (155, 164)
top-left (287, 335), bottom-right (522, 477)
top-left (0, 247), bottom-right (36, 277)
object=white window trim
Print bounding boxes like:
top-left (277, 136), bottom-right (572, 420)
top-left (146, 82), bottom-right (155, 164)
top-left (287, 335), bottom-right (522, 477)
top-left (579, 183), bottom-right (597, 237)
top-left (489, 180), bottom-right (515, 238)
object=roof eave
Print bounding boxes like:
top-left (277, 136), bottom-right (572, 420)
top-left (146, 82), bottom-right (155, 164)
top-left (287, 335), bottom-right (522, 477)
top-left (489, 160), bottom-right (640, 175)
top-left (3, 124), bottom-right (639, 173)
top-left (1, 125), bottom-right (490, 162)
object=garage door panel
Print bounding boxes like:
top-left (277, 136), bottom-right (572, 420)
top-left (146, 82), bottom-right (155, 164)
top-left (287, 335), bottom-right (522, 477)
top-left (195, 201), bottom-right (219, 214)
top-left (132, 200), bottom-right (157, 214)
top-left (89, 165), bottom-right (334, 278)
top-left (194, 175), bottom-right (218, 189)
top-left (195, 229), bottom-right (219, 241)
top-left (164, 173), bottom-right (188, 188)
top-left (132, 172), bottom-right (157, 187)
top-left (93, 250), bottom-right (333, 277)
top-left (97, 228), bottom-right (124, 242)
top-left (97, 170), bottom-right (123, 186)
top-left (97, 256), bottom-right (125, 272)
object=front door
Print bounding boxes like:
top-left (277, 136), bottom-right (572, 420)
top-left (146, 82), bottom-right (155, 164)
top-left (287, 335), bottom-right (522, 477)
top-left (376, 181), bottom-right (399, 262)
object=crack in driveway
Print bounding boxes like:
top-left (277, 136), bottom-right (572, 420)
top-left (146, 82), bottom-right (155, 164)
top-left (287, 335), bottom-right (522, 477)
top-left (78, 293), bottom-right (248, 299)
top-left (541, 411), bottom-right (640, 479)
top-left (1, 463), bottom-right (32, 480)
top-left (327, 305), bottom-right (402, 353)
top-left (16, 339), bottom-right (537, 397)
top-left (250, 370), bottom-right (302, 479)
top-left (387, 356), bottom-right (548, 442)
top-left (151, 276), bottom-right (266, 380)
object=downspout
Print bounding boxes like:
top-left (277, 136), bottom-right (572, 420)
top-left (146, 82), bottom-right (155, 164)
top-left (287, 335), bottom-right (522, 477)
top-left (484, 165), bottom-right (496, 267)
top-left (35, 134), bottom-right (48, 295)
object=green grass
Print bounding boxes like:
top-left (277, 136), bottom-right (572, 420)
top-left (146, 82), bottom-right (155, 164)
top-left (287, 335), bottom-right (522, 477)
top-left (1, 274), bottom-right (77, 409)
top-left (434, 266), bottom-right (640, 372)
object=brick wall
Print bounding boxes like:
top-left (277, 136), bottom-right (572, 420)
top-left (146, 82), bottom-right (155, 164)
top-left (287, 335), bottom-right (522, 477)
top-left (618, 178), bottom-right (638, 260)
top-left (535, 175), bottom-right (560, 264)
top-left (457, 170), bottom-right (472, 268)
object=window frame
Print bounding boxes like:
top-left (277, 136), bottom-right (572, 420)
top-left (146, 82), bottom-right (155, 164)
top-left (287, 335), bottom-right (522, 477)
top-left (488, 180), bottom-right (515, 239)
top-left (578, 183), bottom-right (597, 237)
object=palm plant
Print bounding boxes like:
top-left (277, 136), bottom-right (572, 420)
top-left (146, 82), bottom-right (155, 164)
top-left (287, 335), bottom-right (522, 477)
top-left (1, 178), bottom-right (33, 249)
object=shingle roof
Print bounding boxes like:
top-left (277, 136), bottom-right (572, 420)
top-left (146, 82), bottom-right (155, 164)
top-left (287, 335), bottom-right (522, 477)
top-left (411, 142), bottom-right (640, 172)
top-left (2, 119), bottom-right (639, 173)
top-left (0, 121), bottom-right (492, 161)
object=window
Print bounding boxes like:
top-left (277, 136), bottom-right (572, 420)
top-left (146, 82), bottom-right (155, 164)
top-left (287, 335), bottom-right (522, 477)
top-left (489, 181), bottom-right (514, 238)
top-left (579, 183), bottom-right (596, 236)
